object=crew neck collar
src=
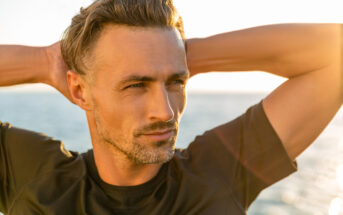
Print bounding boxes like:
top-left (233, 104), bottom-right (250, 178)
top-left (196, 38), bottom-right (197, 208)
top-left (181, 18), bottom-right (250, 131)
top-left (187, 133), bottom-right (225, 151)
top-left (83, 149), bottom-right (168, 195)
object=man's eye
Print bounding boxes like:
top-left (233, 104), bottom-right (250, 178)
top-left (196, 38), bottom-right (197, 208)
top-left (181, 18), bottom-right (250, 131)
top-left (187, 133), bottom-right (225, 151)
top-left (125, 83), bottom-right (145, 89)
top-left (172, 79), bottom-right (185, 85)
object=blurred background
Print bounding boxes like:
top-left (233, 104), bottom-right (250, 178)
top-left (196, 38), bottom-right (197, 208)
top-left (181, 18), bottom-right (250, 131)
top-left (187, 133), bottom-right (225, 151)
top-left (0, 0), bottom-right (343, 214)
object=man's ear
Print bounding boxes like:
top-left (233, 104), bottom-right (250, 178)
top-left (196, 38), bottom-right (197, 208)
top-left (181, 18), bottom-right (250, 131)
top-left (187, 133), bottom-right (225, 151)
top-left (67, 71), bottom-right (93, 111)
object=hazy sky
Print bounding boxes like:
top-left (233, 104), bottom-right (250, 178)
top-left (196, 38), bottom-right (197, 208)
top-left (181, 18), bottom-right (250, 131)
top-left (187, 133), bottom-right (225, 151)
top-left (1, 0), bottom-right (342, 92)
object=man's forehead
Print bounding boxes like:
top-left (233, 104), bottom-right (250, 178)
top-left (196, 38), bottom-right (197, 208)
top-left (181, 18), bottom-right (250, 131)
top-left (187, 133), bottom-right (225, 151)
top-left (94, 25), bottom-right (184, 55)
top-left (90, 25), bottom-right (187, 75)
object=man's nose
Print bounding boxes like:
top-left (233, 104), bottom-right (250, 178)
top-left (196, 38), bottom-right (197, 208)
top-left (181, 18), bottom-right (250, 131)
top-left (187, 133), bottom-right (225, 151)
top-left (148, 86), bottom-right (175, 122)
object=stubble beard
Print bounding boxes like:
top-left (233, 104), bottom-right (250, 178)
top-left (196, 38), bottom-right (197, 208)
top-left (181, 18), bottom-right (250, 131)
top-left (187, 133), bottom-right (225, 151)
top-left (93, 111), bottom-right (177, 165)
top-left (121, 137), bottom-right (176, 164)
top-left (102, 131), bottom-right (177, 165)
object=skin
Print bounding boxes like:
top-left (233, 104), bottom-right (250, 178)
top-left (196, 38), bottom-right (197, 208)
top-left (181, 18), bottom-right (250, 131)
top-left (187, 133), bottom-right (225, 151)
top-left (187, 24), bottom-right (342, 160)
top-left (67, 25), bottom-right (189, 186)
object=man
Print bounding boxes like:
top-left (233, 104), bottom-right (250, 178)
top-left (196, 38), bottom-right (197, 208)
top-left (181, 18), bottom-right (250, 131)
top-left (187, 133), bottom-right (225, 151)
top-left (0, 0), bottom-right (342, 214)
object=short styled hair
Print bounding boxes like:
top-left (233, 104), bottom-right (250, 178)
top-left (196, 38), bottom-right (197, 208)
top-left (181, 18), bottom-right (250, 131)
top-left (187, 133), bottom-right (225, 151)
top-left (61, 0), bottom-right (185, 76)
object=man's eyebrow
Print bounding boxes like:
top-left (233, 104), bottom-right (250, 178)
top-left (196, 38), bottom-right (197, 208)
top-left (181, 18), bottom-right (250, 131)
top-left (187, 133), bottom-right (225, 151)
top-left (119, 71), bottom-right (189, 86)
top-left (118, 75), bottom-right (157, 86)
top-left (167, 71), bottom-right (190, 82)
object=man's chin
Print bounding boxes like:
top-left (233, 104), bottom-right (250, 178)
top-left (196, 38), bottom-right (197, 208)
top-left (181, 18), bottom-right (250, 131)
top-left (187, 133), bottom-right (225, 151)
top-left (145, 142), bottom-right (176, 163)
top-left (152, 148), bottom-right (175, 164)
top-left (131, 140), bottom-right (176, 164)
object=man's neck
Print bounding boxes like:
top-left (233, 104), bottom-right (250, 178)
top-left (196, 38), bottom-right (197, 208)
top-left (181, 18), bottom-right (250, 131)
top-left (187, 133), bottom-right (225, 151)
top-left (92, 143), bottom-right (162, 186)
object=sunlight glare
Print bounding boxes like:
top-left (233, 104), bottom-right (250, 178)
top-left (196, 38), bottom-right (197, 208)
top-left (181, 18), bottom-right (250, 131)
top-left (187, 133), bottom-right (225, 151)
top-left (329, 198), bottom-right (343, 215)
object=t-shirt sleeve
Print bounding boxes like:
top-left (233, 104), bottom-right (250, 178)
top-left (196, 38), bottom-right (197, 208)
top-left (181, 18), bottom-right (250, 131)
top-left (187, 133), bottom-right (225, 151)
top-left (0, 121), bottom-right (73, 213)
top-left (184, 101), bottom-right (297, 209)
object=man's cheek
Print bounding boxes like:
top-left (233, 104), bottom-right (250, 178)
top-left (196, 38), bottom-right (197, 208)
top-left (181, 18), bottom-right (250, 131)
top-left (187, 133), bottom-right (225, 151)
top-left (173, 93), bottom-right (186, 116)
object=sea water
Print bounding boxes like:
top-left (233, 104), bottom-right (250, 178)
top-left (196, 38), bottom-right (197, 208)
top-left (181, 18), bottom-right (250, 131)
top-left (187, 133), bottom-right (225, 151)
top-left (0, 92), bottom-right (342, 215)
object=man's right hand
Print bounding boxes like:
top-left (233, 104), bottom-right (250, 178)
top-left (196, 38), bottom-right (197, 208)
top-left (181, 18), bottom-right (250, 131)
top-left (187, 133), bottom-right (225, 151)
top-left (0, 42), bottom-right (74, 104)
top-left (44, 42), bottom-right (74, 104)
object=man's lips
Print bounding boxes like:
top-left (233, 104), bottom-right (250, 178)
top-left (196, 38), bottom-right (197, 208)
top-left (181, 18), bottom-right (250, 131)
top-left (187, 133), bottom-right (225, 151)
top-left (140, 129), bottom-right (176, 141)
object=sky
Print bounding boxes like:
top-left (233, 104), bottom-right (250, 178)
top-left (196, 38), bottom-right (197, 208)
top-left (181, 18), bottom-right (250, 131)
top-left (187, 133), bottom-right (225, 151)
top-left (1, 0), bottom-right (342, 93)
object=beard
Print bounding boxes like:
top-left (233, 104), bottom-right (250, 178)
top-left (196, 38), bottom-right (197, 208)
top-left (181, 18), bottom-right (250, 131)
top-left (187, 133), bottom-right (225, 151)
top-left (116, 135), bottom-right (177, 164)
top-left (93, 110), bottom-right (178, 165)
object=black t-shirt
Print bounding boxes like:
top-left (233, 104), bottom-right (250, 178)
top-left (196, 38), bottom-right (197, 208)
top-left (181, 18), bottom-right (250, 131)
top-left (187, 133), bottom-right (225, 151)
top-left (0, 102), bottom-right (297, 214)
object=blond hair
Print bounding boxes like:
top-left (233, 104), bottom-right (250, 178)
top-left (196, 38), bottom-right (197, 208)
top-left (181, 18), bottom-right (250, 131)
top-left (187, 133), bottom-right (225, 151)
top-left (61, 0), bottom-right (185, 75)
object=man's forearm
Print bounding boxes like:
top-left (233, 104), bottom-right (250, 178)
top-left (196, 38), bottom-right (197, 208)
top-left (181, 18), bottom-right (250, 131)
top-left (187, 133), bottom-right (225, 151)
top-left (0, 45), bottom-right (49, 87)
top-left (187, 23), bottom-right (342, 160)
top-left (186, 24), bottom-right (340, 79)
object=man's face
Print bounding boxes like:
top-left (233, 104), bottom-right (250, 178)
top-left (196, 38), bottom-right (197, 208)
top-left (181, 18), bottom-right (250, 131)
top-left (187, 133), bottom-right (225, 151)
top-left (87, 25), bottom-right (188, 164)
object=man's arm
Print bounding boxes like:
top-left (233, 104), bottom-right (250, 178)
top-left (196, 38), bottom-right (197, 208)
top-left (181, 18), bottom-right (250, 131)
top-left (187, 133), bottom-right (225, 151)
top-left (0, 45), bottom-right (47, 86)
top-left (0, 43), bottom-right (72, 102)
top-left (0, 43), bottom-right (74, 213)
top-left (186, 23), bottom-right (343, 160)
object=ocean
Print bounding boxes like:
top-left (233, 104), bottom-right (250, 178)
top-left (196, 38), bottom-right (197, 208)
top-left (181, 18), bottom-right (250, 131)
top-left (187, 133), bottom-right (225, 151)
top-left (0, 91), bottom-right (342, 215)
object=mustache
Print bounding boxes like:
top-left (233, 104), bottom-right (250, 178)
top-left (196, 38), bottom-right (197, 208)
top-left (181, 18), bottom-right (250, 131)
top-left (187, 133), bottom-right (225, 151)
top-left (134, 121), bottom-right (178, 137)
